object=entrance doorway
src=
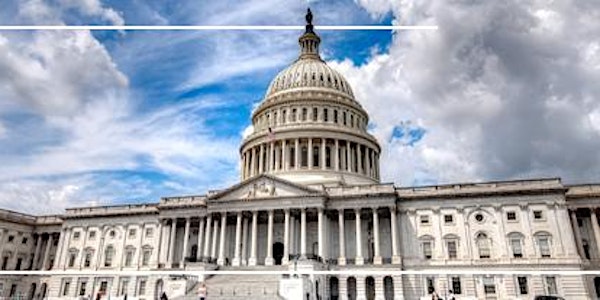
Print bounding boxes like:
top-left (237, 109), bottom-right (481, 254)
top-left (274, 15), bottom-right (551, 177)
top-left (273, 242), bottom-right (284, 265)
top-left (329, 277), bottom-right (339, 300)
top-left (366, 276), bottom-right (375, 300)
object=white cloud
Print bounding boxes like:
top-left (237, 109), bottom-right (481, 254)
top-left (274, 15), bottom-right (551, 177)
top-left (342, 0), bottom-right (600, 185)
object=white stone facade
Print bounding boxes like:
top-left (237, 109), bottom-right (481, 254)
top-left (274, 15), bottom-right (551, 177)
top-left (2, 10), bottom-right (600, 300)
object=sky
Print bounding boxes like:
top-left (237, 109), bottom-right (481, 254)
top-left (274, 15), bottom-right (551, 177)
top-left (0, 0), bottom-right (599, 214)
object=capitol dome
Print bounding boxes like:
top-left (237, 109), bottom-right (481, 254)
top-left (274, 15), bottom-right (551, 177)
top-left (239, 9), bottom-right (381, 186)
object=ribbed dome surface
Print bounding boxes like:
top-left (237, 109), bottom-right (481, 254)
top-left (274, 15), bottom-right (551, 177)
top-left (265, 59), bottom-right (355, 99)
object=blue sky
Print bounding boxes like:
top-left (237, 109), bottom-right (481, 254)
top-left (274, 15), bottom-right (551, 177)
top-left (1, 0), bottom-right (599, 214)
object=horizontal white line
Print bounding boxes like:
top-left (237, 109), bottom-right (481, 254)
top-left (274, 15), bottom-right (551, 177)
top-left (0, 270), bottom-right (598, 276)
top-left (0, 25), bottom-right (438, 31)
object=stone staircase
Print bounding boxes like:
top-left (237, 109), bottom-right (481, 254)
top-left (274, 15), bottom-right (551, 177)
top-left (204, 267), bottom-right (285, 300)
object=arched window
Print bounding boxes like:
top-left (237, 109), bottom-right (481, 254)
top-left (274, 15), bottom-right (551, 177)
top-left (313, 146), bottom-right (320, 168)
top-left (313, 107), bottom-right (318, 122)
top-left (419, 235), bottom-right (435, 260)
top-left (104, 245), bottom-right (115, 267)
top-left (476, 233), bottom-right (491, 259)
top-left (443, 234), bottom-right (459, 259)
top-left (508, 233), bottom-right (524, 258)
top-left (329, 277), bottom-right (339, 300)
top-left (83, 248), bottom-right (94, 268)
top-left (302, 108), bottom-right (307, 121)
top-left (124, 246), bottom-right (136, 267)
top-left (142, 246), bottom-right (153, 266)
top-left (325, 146), bottom-right (332, 168)
top-left (384, 276), bottom-right (394, 300)
top-left (347, 277), bottom-right (357, 300)
top-left (365, 276), bottom-right (375, 300)
top-left (534, 232), bottom-right (552, 258)
top-left (67, 249), bottom-right (78, 268)
top-left (290, 146), bottom-right (296, 168)
top-left (301, 146), bottom-right (308, 167)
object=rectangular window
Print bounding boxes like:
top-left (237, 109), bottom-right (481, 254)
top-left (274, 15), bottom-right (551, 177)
top-left (545, 276), bottom-right (557, 295)
top-left (451, 277), bottom-right (462, 294)
top-left (447, 241), bottom-right (458, 259)
top-left (89, 231), bottom-right (96, 239)
top-left (128, 229), bottom-right (136, 238)
top-left (312, 108), bottom-right (318, 122)
top-left (125, 250), bottom-right (134, 267)
top-left (142, 249), bottom-right (151, 266)
top-left (62, 279), bottom-right (71, 296)
top-left (68, 253), bottom-right (77, 267)
top-left (333, 110), bottom-right (338, 123)
top-left (79, 280), bottom-right (87, 296)
top-left (302, 108), bottom-right (307, 121)
top-left (533, 210), bottom-right (543, 220)
top-left (15, 258), bottom-right (22, 270)
top-left (422, 241), bottom-right (433, 259)
top-left (324, 108), bottom-right (329, 122)
top-left (517, 276), bottom-right (528, 295)
top-left (145, 228), bottom-right (153, 238)
top-left (73, 232), bottom-right (80, 240)
top-left (420, 215), bottom-right (430, 224)
top-left (84, 252), bottom-right (92, 267)
top-left (511, 239), bottom-right (523, 258)
top-left (444, 214), bottom-right (453, 224)
top-left (539, 237), bottom-right (551, 257)
top-left (120, 278), bottom-right (129, 296)
top-left (21, 237), bottom-right (28, 244)
top-left (483, 277), bottom-right (495, 294)
top-left (99, 281), bottom-right (108, 293)
top-left (2, 256), bottom-right (9, 270)
top-left (292, 109), bottom-right (297, 122)
top-left (507, 211), bottom-right (517, 221)
top-left (426, 277), bottom-right (435, 294)
top-left (7, 235), bottom-right (14, 243)
top-left (138, 278), bottom-right (147, 295)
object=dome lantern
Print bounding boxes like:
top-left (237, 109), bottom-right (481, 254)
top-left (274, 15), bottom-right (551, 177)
top-left (298, 8), bottom-right (322, 61)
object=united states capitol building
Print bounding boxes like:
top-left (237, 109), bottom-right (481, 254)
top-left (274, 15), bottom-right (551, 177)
top-left (2, 10), bottom-right (600, 300)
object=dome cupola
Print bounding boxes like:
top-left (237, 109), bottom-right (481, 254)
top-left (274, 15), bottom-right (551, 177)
top-left (239, 9), bottom-right (381, 187)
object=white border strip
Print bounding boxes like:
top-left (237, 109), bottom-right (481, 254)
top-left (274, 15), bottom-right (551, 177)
top-left (0, 25), bottom-right (437, 31)
top-left (1, 270), bottom-right (599, 276)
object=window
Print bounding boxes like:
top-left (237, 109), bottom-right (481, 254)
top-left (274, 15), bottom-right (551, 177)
top-left (120, 278), bottom-right (129, 296)
top-left (138, 278), bottom-right (147, 295)
top-left (282, 110), bottom-right (287, 123)
top-left (301, 146), bottom-right (308, 167)
top-left (483, 277), bottom-right (495, 294)
top-left (537, 234), bottom-right (552, 258)
top-left (313, 146), bottom-right (319, 167)
top-left (544, 276), bottom-right (557, 295)
top-left (517, 277), bottom-right (528, 295)
top-left (73, 232), bottom-right (80, 240)
top-left (2, 256), bottom-right (8, 270)
top-left (451, 277), bottom-right (462, 294)
top-left (104, 246), bottom-right (115, 267)
top-left (62, 279), bottom-right (71, 296)
top-left (444, 215), bottom-right (454, 224)
top-left (145, 228), bottom-right (153, 238)
top-left (125, 248), bottom-right (135, 267)
top-left (290, 147), bottom-right (296, 167)
top-left (343, 111), bottom-right (347, 125)
top-left (312, 108), bottom-right (318, 122)
top-left (128, 229), bottom-right (136, 238)
top-left (507, 211), bottom-right (517, 221)
top-left (142, 249), bottom-right (151, 266)
top-left (425, 277), bottom-right (435, 294)
top-left (510, 237), bottom-right (523, 258)
top-left (323, 108), bottom-right (329, 122)
top-left (422, 241), bottom-right (433, 259)
top-left (15, 258), bottom-right (22, 270)
top-left (333, 110), bottom-right (338, 123)
top-left (79, 280), bottom-right (87, 296)
top-left (68, 252), bottom-right (77, 267)
top-left (475, 213), bottom-right (484, 222)
top-left (447, 240), bottom-right (458, 259)
top-left (109, 230), bottom-right (116, 238)
top-left (476, 233), bottom-right (491, 259)
top-left (89, 231), bottom-right (96, 239)
top-left (7, 235), bottom-right (14, 243)
top-left (21, 237), bottom-right (28, 244)
top-left (420, 215), bottom-right (430, 225)
top-left (84, 251), bottom-right (93, 267)
top-left (533, 210), bottom-right (543, 220)
top-left (302, 108), bottom-right (307, 121)
top-left (292, 109), bottom-right (298, 122)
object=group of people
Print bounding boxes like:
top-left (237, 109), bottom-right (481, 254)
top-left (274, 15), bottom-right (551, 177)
top-left (430, 290), bottom-right (456, 300)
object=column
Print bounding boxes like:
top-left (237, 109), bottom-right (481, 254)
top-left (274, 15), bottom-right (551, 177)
top-left (56, 227), bottom-right (69, 269)
top-left (318, 208), bottom-right (324, 259)
top-left (283, 209), bottom-right (290, 265)
top-left (136, 223), bottom-right (145, 268)
top-left (241, 216), bottom-right (249, 265)
top-left (365, 148), bottom-right (371, 177)
top-left (373, 208), bottom-right (382, 264)
top-left (321, 138), bottom-right (326, 170)
top-left (180, 218), bottom-right (190, 267)
top-left (42, 234), bottom-right (53, 270)
top-left (196, 217), bottom-right (205, 261)
top-left (355, 209), bottom-right (364, 265)
top-left (390, 206), bottom-right (401, 264)
top-left (233, 212), bottom-right (243, 266)
top-left (357, 144), bottom-right (363, 174)
top-left (249, 211), bottom-right (258, 266)
top-left (269, 142), bottom-right (274, 172)
top-left (265, 210), bottom-right (274, 265)
top-left (156, 220), bottom-right (164, 266)
top-left (211, 218), bottom-right (219, 261)
top-left (167, 219), bottom-right (177, 268)
top-left (294, 139), bottom-right (300, 170)
top-left (203, 215), bottom-right (212, 261)
top-left (590, 208), bottom-right (600, 258)
top-left (32, 234), bottom-right (43, 270)
top-left (338, 210), bottom-right (346, 265)
top-left (301, 208), bottom-right (307, 258)
top-left (346, 142), bottom-right (352, 172)
top-left (308, 138), bottom-right (313, 169)
top-left (259, 144), bottom-right (265, 173)
top-left (334, 139), bottom-right (340, 171)
top-left (570, 210), bottom-right (585, 258)
top-left (217, 213), bottom-right (227, 265)
top-left (251, 147), bottom-right (257, 177)
top-left (282, 139), bottom-right (287, 171)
